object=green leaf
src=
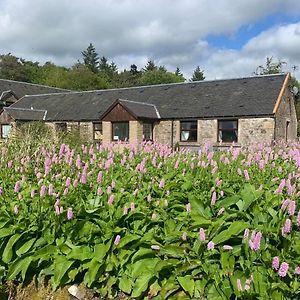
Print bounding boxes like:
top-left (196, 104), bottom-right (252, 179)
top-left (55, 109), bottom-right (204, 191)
top-left (160, 245), bottom-right (185, 258)
top-left (33, 245), bottom-right (58, 260)
top-left (16, 238), bottom-right (36, 256)
top-left (212, 221), bottom-right (248, 245)
top-left (7, 256), bottom-right (32, 280)
top-left (119, 274), bottom-right (132, 294)
top-left (84, 258), bottom-right (101, 287)
top-left (0, 228), bottom-right (14, 239)
top-left (52, 256), bottom-right (74, 289)
top-left (94, 242), bottom-right (110, 261)
top-left (131, 248), bottom-right (154, 263)
top-left (3, 233), bottom-right (21, 263)
top-left (177, 275), bottom-right (194, 297)
top-left (131, 274), bottom-right (153, 298)
top-left (67, 245), bottom-right (93, 261)
top-left (118, 234), bottom-right (140, 248)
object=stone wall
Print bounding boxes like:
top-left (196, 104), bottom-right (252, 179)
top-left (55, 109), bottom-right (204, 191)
top-left (129, 121), bottom-right (143, 144)
top-left (79, 122), bottom-right (93, 140)
top-left (198, 120), bottom-right (218, 145)
top-left (102, 121), bottom-right (112, 143)
top-left (238, 118), bottom-right (275, 145)
top-left (275, 89), bottom-right (297, 141)
top-left (153, 121), bottom-right (173, 146)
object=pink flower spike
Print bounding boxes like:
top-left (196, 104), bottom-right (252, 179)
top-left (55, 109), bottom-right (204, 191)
top-left (108, 195), bottom-right (115, 205)
top-left (181, 232), bottom-right (187, 241)
top-left (223, 245), bottom-right (233, 250)
top-left (14, 181), bottom-right (20, 193)
top-left (207, 241), bottom-right (215, 250)
top-left (114, 235), bottom-right (121, 246)
top-left (130, 202), bottom-right (135, 212)
top-left (217, 207), bottom-right (225, 215)
top-left (294, 267), bottom-right (300, 275)
top-left (199, 228), bottom-right (205, 241)
top-left (244, 170), bottom-right (250, 181)
top-left (288, 201), bottom-right (296, 216)
top-left (278, 262), bottom-right (289, 277)
top-left (281, 199), bottom-right (290, 211)
top-left (282, 218), bottom-right (292, 237)
top-left (211, 191), bottom-right (217, 206)
top-left (272, 256), bottom-right (280, 270)
top-left (243, 228), bottom-right (249, 240)
top-left (123, 206), bottom-right (128, 215)
top-left (237, 279), bottom-right (243, 292)
top-left (67, 208), bottom-right (73, 220)
top-left (159, 179), bottom-right (165, 188)
top-left (297, 210), bottom-right (300, 226)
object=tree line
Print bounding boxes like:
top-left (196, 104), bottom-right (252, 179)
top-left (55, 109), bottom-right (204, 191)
top-left (0, 43), bottom-right (205, 91)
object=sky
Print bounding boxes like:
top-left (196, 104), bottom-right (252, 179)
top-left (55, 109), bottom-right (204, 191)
top-left (0, 0), bottom-right (300, 80)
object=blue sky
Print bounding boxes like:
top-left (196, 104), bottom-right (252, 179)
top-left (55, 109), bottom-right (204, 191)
top-left (0, 0), bottom-right (300, 80)
top-left (207, 12), bottom-right (300, 50)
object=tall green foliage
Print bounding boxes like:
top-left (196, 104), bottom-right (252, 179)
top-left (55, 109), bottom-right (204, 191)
top-left (81, 43), bottom-right (99, 73)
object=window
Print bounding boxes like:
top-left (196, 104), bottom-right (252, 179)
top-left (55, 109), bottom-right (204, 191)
top-left (180, 121), bottom-right (197, 142)
top-left (93, 122), bottom-right (102, 141)
top-left (112, 122), bottom-right (129, 141)
top-left (1, 124), bottom-right (12, 139)
top-left (143, 123), bottom-right (153, 141)
top-left (218, 120), bottom-right (238, 142)
top-left (55, 123), bottom-right (67, 132)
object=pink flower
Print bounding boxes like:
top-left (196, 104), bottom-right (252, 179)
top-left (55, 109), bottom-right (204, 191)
top-left (151, 245), bottom-right (160, 250)
top-left (114, 235), bottom-right (121, 246)
top-left (278, 262), bottom-right (289, 277)
top-left (281, 199), bottom-right (290, 211)
top-left (288, 201), bottom-right (296, 216)
top-left (223, 245), bottom-right (233, 250)
top-left (65, 177), bottom-right (71, 187)
top-left (244, 170), bottom-right (250, 181)
top-left (108, 195), bottom-right (115, 205)
top-left (151, 213), bottom-right (157, 219)
top-left (159, 179), bottom-right (165, 188)
top-left (237, 279), bottom-right (243, 292)
top-left (243, 228), bottom-right (249, 240)
top-left (130, 202), bottom-right (135, 212)
top-left (282, 218), bottom-right (292, 237)
top-left (107, 186), bottom-right (112, 194)
top-left (207, 241), bottom-right (215, 250)
top-left (67, 208), bottom-right (73, 220)
top-left (80, 172), bottom-right (87, 184)
top-left (217, 207), bottom-right (225, 215)
top-left (181, 232), bottom-right (187, 241)
top-left (186, 203), bottom-right (191, 213)
top-left (97, 187), bottom-right (102, 196)
top-left (211, 191), bottom-right (217, 206)
top-left (249, 231), bottom-right (262, 251)
top-left (294, 267), bottom-right (300, 275)
top-left (97, 171), bottom-right (102, 184)
top-left (48, 184), bottom-right (54, 196)
top-left (272, 257), bottom-right (280, 270)
top-left (199, 228), bottom-right (205, 241)
top-left (297, 210), bottom-right (300, 226)
top-left (40, 185), bottom-right (46, 197)
top-left (30, 190), bottom-right (35, 198)
top-left (14, 181), bottom-right (20, 193)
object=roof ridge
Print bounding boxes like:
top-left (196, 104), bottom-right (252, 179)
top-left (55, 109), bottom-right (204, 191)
top-left (4, 107), bottom-right (46, 112)
top-left (21, 73), bottom-right (287, 98)
top-left (0, 78), bottom-right (71, 91)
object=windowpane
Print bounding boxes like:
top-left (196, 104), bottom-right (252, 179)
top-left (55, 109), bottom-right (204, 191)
top-left (113, 122), bottom-right (129, 141)
top-left (93, 122), bottom-right (102, 141)
top-left (219, 120), bottom-right (237, 129)
top-left (143, 123), bottom-right (153, 140)
top-left (218, 119), bottom-right (238, 142)
top-left (2, 124), bottom-right (12, 138)
top-left (180, 121), bottom-right (197, 142)
top-left (181, 121), bottom-right (197, 130)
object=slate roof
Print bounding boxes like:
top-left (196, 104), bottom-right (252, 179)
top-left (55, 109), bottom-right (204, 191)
top-left (8, 74), bottom-right (287, 121)
top-left (0, 79), bottom-right (70, 100)
top-left (4, 107), bottom-right (47, 121)
top-left (102, 99), bottom-right (161, 120)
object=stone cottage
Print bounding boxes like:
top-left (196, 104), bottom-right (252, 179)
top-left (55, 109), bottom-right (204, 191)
top-left (0, 79), bottom-right (69, 138)
top-left (0, 73), bottom-right (297, 148)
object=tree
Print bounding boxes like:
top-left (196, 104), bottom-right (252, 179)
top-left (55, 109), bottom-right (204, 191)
top-left (144, 60), bottom-right (157, 71)
top-left (130, 64), bottom-right (139, 75)
top-left (255, 57), bottom-right (286, 75)
top-left (190, 66), bottom-right (205, 81)
top-left (0, 53), bottom-right (27, 81)
top-left (140, 69), bottom-right (185, 86)
top-left (81, 43), bottom-right (99, 73)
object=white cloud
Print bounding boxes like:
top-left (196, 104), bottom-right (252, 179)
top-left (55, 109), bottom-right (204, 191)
top-left (0, 0), bottom-right (299, 80)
